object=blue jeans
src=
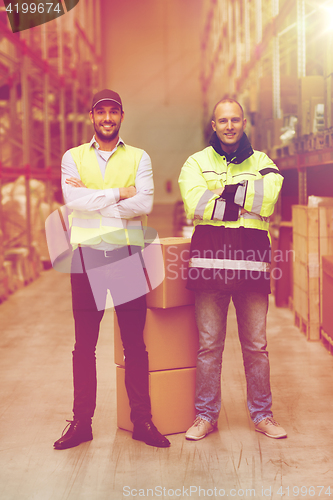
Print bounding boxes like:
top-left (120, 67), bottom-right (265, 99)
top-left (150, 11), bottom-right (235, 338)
top-left (194, 290), bottom-right (273, 425)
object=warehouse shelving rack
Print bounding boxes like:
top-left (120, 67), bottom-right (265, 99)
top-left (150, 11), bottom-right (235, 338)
top-left (200, 0), bottom-right (333, 347)
top-left (0, 0), bottom-right (102, 256)
top-left (200, 0), bottom-right (333, 208)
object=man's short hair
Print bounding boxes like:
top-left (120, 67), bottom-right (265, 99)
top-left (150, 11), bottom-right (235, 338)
top-left (212, 98), bottom-right (244, 120)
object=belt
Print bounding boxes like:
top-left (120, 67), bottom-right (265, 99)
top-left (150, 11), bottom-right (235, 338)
top-left (76, 245), bottom-right (143, 272)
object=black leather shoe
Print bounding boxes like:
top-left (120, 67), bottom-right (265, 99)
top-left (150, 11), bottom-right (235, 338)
top-left (54, 419), bottom-right (93, 450)
top-left (132, 421), bottom-right (170, 447)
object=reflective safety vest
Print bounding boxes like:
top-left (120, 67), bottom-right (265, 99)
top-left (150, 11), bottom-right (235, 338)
top-left (179, 146), bottom-right (283, 232)
top-left (69, 143), bottom-right (146, 248)
top-left (178, 141), bottom-right (284, 293)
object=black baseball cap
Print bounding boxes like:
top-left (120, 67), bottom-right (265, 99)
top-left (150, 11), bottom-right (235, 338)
top-left (91, 89), bottom-right (123, 110)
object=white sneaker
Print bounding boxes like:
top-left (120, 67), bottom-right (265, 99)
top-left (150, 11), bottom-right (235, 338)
top-left (185, 417), bottom-right (215, 441)
top-left (255, 417), bottom-right (287, 439)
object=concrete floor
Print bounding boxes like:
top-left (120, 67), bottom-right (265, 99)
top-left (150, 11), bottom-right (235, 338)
top-left (0, 268), bottom-right (333, 500)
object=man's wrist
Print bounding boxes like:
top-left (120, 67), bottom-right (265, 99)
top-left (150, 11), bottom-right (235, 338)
top-left (119, 187), bottom-right (130, 200)
top-left (119, 186), bottom-right (136, 200)
top-left (211, 187), bottom-right (224, 196)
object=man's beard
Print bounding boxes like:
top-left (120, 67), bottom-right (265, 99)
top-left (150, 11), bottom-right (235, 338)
top-left (94, 122), bottom-right (120, 143)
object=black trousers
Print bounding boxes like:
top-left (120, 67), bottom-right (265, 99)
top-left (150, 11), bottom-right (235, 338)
top-left (70, 247), bottom-right (152, 425)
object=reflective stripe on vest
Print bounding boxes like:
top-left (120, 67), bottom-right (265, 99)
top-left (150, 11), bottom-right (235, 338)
top-left (234, 183), bottom-right (246, 206)
top-left (241, 211), bottom-right (269, 223)
top-left (189, 257), bottom-right (270, 273)
top-left (72, 218), bottom-right (101, 229)
top-left (252, 178), bottom-right (264, 213)
top-left (101, 217), bottom-right (126, 228)
top-left (195, 189), bottom-right (214, 219)
top-left (194, 214), bottom-right (269, 231)
top-left (179, 146), bottom-right (282, 229)
top-left (213, 198), bottom-right (226, 220)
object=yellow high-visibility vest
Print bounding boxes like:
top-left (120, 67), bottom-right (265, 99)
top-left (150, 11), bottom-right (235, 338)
top-left (69, 143), bottom-right (146, 247)
top-left (178, 146), bottom-right (283, 233)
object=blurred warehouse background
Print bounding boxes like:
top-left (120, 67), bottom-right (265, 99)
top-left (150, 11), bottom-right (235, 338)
top-left (0, 0), bottom-right (333, 350)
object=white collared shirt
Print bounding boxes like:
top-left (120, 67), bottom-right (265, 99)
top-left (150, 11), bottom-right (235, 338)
top-left (61, 135), bottom-right (154, 219)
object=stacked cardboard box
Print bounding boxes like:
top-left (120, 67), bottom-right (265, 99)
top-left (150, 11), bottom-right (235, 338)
top-left (321, 256), bottom-right (333, 347)
top-left (114, 237), bottom-right (199, 435)
top-left (292, 200), bottom-right (333, 340)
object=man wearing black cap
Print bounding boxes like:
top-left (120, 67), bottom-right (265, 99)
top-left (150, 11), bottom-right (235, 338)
top-left (53, 89), bottom-right (170, 449)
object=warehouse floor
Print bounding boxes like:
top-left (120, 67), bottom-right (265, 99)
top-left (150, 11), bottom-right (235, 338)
top-left (1, 268), bottom-right (333, 500)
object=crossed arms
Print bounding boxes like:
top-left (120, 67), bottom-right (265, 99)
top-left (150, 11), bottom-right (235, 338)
top-left (61, 149), bottom-right (154, 219)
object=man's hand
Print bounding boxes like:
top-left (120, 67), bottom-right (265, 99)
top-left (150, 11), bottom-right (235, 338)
top-left (119, 186), bottom-right (137, 200)
top-left (210, 184), bottom-right (249, 217)
top-left (211, 187), bottom-right (224, 196)
top-left (65, 177), bottom-right (86, 188)
top-left (211, 186), bottom-right (248, 215)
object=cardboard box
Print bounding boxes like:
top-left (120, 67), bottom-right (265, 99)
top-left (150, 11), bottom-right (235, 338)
top-left (146, 237), bottom-right (194, 309)
top-left (114, 305), bottom-right (199, 370)
top-left (322, 256), bottom-right (333, 340)
top-left (292, 205), bottom-right (320, 339)
top-left (292, 202), bottom-right (333, 339)
top-left (116, 366), bottom-right (196, 435)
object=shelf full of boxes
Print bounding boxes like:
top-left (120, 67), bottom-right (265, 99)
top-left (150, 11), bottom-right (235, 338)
top-left (0, 0), bottom-right (101, 303)
top-left (200, 0), bottom-right (333, 353)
